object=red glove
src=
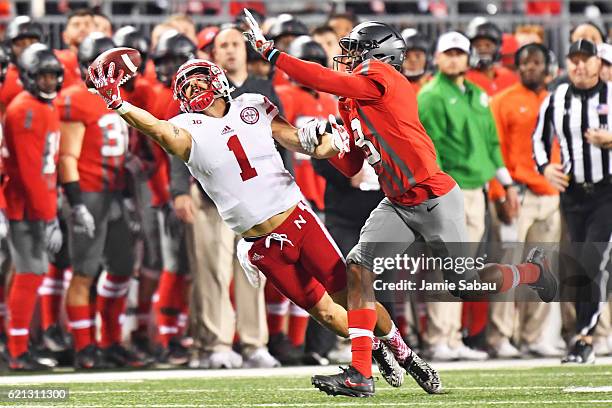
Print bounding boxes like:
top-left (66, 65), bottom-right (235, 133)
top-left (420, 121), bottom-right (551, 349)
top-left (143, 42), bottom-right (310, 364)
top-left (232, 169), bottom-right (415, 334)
top-left (88, 62), bottom-right (125, 110)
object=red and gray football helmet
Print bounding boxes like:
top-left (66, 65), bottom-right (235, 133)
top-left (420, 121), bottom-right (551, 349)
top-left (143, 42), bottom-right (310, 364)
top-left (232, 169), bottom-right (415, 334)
top-left (173, 59), bottom-right (233, 113)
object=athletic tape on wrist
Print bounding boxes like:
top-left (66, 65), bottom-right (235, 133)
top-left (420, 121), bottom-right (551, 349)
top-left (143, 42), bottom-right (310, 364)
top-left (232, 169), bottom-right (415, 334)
top-left (115, 102), bottom-right (132, 115)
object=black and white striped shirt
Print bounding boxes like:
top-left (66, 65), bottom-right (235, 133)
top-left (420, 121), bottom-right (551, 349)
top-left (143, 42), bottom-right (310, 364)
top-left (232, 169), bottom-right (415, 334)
top-left (533, 81), bottom-right (612, 184)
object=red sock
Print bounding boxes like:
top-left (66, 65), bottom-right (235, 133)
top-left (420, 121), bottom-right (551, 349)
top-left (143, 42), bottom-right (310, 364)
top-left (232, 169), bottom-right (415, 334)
top-left (0, 284), bottom-right (5, 334)
top-left (348, 309), bottom-right (377, 378)
top-left (96, 273), bottom-right (130, 348)
top-left (38, 264), bottom-right (64, 331)
top-left (7, 273), bottom-right (43, 357)
top-left (288, 304), bottom-right (309, 347)
top-left (497, 263), bottom-right (541, 293)
top-left (156, 270), bottom-right (184, 347)
top-left (67, 305), bottom-right (93, 352)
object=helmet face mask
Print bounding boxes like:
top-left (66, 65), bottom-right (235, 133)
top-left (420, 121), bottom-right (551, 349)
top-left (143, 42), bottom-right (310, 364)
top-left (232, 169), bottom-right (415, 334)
top-left (173, 60), bottom-right (234, 113)
top-left (333, 22), bottom-right (406, 73)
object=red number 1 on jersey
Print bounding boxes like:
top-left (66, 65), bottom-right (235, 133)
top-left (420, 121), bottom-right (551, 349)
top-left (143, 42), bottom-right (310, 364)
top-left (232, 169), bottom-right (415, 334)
top-left (227, 135), bottom-right (258, 181)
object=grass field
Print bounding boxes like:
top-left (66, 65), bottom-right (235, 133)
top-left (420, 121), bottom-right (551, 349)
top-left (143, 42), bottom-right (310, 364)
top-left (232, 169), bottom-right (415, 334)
top-left (0, 361), bottom-right (611, 407)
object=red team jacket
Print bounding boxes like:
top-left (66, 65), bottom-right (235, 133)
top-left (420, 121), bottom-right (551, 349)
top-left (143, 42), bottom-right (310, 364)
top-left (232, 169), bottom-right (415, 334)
top-left (56, 83), bottom-right (128, 192)
top-left (4, 91), bottom-right (60, 221)
top-left (275, 53), bottom-right (456, 206)
top-left (276, 84), bottom-right (339, 210)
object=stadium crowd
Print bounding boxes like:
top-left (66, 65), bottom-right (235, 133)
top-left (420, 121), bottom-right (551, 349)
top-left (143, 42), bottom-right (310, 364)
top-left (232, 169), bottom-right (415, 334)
top-left (0, 5), bottom-right (611, 372)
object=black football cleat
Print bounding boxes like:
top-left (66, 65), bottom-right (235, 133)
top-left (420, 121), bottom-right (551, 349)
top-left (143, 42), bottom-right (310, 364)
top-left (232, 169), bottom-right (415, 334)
top-left (9, 351), bottom-right (50, 371)
top-left (42, 323), bottom-right (71, 352)
top-left (101, 343), bottom-right (151, 368)
top-left (311, 366), bottom-right (374, 397)
top-left (525, 247), bottom-right (558, 302)
top-left (401, 352), bottom-right (443, 394)
top-left (372, 341), bottom-right (404, 387)
top-left (74, 344), bottom-right (116, 369)
top-left (562, 340), bottom-right (595, 364)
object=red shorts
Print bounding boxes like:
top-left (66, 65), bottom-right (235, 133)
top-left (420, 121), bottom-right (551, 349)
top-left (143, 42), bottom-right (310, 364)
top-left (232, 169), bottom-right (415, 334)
top-left (246, 201), bottom-right (347, 310)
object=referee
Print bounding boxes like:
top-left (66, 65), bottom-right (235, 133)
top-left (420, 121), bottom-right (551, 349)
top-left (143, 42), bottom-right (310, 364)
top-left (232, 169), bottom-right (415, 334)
top-left (533, 39), bottom-right (612, 364)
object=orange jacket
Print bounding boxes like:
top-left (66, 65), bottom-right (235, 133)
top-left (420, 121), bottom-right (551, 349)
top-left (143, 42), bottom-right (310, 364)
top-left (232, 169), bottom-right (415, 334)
top-left (489, 83), bottom-right (560, 200)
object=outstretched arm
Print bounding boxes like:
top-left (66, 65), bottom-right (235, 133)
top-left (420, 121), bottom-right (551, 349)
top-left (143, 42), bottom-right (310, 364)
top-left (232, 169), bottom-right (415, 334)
top-left (242, 12), bottom-right (383, 100)
top-left (118, 104), bottom-right (192, 162)
top-left (273, 53), bottom-right (383, 100)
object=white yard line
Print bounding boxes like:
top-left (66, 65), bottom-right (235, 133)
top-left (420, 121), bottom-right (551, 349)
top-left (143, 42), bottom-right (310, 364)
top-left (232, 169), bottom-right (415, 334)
top-left (2, 400), bottom-right (612, 408)
top-left (0, 357), bottom-right (609, 385)
top-left (564, 386), bottom-right (612, 393)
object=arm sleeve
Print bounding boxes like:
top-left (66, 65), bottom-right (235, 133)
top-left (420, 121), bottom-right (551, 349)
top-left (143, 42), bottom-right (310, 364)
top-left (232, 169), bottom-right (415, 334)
top-left (169, 153), bottom-right (192, 198)
top-left (6, 108), bottom-right (53, 220)
top-left (417, 91), bottom-right (447, 169)
top-left (532, 94), bottom-right (555, 174)
top-left (275, 53), bottom-right (383, 101)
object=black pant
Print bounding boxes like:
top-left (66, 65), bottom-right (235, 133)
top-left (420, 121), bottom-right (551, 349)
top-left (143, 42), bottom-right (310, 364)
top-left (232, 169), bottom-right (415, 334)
top-left (560, 183), bottom-right (612, 336)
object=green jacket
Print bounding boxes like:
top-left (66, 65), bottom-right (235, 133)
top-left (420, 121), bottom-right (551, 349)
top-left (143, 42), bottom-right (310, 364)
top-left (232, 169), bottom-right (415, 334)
top-left (417, 72), bottom-right (504, 189)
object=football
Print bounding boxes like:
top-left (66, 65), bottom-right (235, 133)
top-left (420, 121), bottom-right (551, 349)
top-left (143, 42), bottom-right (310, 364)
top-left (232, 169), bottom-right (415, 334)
top-left (85, 47), bottom-right (141, 88)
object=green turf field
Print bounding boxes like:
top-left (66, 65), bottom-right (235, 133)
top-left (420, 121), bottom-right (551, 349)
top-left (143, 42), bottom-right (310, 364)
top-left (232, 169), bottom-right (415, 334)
top-left (0, 364), bottom-right (611, 407)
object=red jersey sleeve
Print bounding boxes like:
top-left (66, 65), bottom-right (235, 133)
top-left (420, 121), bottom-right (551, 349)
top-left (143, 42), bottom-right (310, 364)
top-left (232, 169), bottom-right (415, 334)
top-left (5, 105), bottom-right (56, 220)
top-left (275, 53), bottom-right (383, 101)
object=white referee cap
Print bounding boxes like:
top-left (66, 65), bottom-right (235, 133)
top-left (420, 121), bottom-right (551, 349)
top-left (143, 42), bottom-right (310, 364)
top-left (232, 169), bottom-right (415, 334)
top-left (598, 43), bottom-right (612, 65)
top-left (436, 31), bottom-right (470, 54)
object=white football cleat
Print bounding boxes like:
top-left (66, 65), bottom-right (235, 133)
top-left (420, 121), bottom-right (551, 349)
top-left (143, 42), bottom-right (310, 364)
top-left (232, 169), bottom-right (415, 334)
top-left (242, 347), bottom-right (281, 368)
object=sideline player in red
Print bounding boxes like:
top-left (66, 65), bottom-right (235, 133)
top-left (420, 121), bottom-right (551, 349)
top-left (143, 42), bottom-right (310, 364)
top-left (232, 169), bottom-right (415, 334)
top-left (244, 12), bottom-right (557, 397)
top-left (57, 34), bottom-right (142, 369)
top-left (4, 44), bottom-right (63, 370)
top-left (87, 54), bottom-right (441, 395)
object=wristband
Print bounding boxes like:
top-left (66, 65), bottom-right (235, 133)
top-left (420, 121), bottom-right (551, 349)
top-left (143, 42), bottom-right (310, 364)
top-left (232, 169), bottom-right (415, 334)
top-left (267, 48), bottom-right (280, 65)
top-left (62, 181), bottom-right (84, 206)
top-left (115, 101), bottom-right (132, 115)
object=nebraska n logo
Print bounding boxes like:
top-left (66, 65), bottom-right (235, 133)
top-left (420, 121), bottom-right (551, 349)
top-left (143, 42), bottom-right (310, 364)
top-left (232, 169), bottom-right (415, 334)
top-left (294, 215), bottom-right (306, 230)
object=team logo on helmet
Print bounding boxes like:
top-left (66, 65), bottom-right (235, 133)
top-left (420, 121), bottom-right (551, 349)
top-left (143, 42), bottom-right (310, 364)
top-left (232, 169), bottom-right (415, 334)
top-left (240, 107), bottom-right (259, 124)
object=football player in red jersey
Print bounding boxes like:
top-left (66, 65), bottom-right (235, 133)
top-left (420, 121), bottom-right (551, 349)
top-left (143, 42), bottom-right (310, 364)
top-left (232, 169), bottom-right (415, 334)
top-left (4, 45), bottom-right (63, 370)
top-left (57, 34), bottom-right (143, 369)
top-left (0, 16), bottom-right (44, 111)
top-left (245, 14), bottom-right (557, 397)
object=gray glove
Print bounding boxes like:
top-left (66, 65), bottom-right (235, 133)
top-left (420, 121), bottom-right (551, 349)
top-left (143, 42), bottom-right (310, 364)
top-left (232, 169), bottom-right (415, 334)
top-left (72, 204), bottom-right (95, 238)
top-left (45, 218), bottom-right (63, 254)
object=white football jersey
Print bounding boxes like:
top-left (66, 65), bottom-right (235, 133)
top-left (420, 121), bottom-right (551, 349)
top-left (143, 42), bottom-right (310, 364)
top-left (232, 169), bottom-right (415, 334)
top-left (168, 93), bottom-right (303, 234)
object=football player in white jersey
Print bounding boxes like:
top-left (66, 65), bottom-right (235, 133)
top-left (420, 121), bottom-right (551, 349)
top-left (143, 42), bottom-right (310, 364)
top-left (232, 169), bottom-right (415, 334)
top-left (88, 57), bottom-right (441, 396)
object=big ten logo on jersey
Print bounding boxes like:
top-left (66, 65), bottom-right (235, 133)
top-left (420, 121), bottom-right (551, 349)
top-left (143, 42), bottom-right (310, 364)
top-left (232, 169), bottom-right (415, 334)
top-left (192, 119), bottom-right (202, 125)
top-left (351, 117), bottom-right (381, 165)
top-left (99, 113), bottom-right (129, 157)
